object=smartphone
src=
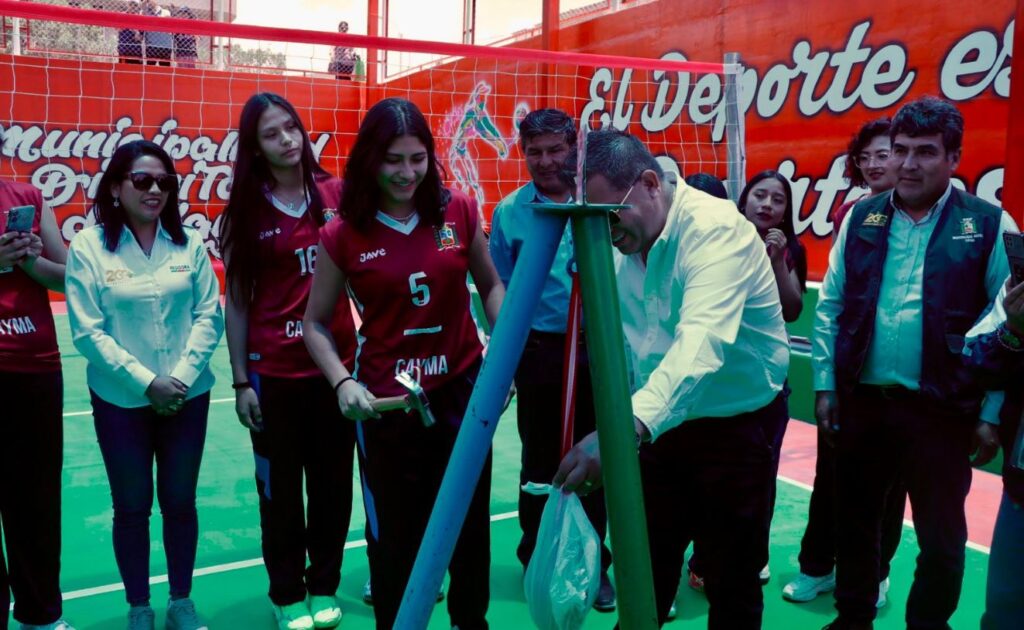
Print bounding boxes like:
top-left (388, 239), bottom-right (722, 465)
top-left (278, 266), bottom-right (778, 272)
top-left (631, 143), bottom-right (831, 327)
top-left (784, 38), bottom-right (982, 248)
top-left (4, 204), bottom-right (35, 234)
top-left (1004, 232), bottom-right (1024, 286)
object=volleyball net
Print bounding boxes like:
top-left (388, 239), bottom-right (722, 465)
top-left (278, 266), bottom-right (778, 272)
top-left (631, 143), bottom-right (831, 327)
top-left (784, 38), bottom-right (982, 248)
top-left (0, 0), bottom-right (745, 258)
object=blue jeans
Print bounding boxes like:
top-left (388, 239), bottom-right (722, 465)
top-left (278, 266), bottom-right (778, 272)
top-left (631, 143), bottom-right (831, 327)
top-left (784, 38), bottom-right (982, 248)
top-left (982, 491), bottom-right (1024, 630)
top-left (90, 390), bottom-right (209, 606)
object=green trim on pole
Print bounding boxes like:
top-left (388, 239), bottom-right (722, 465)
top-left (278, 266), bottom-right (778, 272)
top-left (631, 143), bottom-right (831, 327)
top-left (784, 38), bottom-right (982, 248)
top-left (571, 212), bottom-right (658, 629)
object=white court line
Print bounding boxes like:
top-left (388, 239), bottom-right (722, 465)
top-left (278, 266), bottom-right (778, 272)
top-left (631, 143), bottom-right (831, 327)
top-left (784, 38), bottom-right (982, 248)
top-left (62, 397), bottom-right (235, 418)
top-left (40, 450), bottom-right (991, 607)
top-left (778, 475), bottom-right (992, 555)
top-left (53, 511), bottom-right (520, 604)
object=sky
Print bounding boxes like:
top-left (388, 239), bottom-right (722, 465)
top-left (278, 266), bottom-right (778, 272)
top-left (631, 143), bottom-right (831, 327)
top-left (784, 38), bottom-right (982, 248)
top-left (230, 0), bottom-right (598, 73)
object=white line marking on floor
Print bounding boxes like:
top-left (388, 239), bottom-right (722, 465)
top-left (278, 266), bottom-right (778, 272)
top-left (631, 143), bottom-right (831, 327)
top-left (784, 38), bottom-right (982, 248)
top-left (31, 471), bottom-right (993, 609)
top-left (778, 475), bottom-right (992, 555)
top-left (55, 511), bottom-right (521, 604)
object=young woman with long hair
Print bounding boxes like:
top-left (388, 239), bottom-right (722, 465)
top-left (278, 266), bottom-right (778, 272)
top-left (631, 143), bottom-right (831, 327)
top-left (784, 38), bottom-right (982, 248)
top-left (220, 92), bottom-right (357, 630)
top-left (303, 97), bottom-right (504, 630)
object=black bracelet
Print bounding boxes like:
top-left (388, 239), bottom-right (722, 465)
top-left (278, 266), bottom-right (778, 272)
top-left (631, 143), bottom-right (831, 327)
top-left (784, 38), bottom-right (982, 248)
top-left (231, 381), bottom-right (252, 390)
top-left (334, 376), bottom-right (356, 393)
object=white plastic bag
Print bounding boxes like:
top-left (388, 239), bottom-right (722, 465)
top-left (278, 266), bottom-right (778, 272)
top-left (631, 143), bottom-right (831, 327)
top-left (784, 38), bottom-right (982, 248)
top-left (522, 481), bottom-right (601, 630)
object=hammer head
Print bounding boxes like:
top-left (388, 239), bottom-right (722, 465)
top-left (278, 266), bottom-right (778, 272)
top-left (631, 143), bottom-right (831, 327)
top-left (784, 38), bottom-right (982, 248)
top-left (395, 370), bottom-right (436, 427)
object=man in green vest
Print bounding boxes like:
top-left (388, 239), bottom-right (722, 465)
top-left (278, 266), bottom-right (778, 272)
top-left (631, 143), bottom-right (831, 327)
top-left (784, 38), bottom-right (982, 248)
top-left (813, 96), bottom-right (1013, 630)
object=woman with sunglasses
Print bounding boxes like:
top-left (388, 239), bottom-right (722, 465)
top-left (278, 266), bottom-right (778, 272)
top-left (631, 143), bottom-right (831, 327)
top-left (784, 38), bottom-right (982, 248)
top-left (0, 168), bottom-right (73, 629)
top-left (220, 92), bottom-right (357, 630)
top-left (65, 140), bottom-right (223, 630)
top-left (303, 97), bottom-right (504, 630)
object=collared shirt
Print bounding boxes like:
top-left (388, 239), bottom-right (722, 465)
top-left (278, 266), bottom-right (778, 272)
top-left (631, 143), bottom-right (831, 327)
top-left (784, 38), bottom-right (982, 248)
top-left (489, 182), bottom-right (575, 333)
top-left (66, 223), bottom-right (224, 408)
top-left (813, 184), bottom-right (1013, 421)
top-left (616, 182), bottom-right (790, 441)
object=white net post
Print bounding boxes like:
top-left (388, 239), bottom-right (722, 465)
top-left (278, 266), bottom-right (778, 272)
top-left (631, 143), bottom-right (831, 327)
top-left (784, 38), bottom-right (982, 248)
top-left (724, 51), bottom-right (746, 202)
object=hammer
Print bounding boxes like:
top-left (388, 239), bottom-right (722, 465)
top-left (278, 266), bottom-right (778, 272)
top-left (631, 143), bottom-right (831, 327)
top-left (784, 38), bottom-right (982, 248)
top-left (369, 370), bottom-right (437, 427)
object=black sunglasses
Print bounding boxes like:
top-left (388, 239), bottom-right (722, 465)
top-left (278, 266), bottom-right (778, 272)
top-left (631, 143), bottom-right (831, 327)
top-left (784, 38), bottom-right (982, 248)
top-left (126, 172), bottom-right (178, 193)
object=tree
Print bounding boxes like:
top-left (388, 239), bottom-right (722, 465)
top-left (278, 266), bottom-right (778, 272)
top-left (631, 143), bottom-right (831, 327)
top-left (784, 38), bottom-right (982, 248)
top-left (229, 45), bottom-right (286, 74)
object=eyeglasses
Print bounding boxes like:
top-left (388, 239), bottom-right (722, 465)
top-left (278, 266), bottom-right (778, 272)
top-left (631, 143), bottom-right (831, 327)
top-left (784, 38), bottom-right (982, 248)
top-left (126, 172), bottom-right (178, 193)
top-left (608, 183), bottom-right (635, 226)
top-left (854, 151), bottom-right (891, 168)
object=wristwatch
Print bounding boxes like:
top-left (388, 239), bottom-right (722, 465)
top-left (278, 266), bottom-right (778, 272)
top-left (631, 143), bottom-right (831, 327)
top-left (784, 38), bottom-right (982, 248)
top-left (998, 324), bottom-right (1024, 351)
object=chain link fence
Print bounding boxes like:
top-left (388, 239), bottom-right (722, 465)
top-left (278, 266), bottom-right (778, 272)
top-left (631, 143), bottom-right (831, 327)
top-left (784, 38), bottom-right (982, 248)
top-left (4, 0), bottom-right (215, 66)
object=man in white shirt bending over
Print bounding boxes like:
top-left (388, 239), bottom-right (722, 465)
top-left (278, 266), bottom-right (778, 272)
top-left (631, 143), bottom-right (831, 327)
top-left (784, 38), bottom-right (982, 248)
top-left (555, 128), bottom-right (790, 628)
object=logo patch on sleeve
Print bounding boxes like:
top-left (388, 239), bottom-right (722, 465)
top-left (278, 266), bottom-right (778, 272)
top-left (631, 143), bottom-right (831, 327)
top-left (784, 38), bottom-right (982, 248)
top-left (434, 222), bottom-right (461, 251)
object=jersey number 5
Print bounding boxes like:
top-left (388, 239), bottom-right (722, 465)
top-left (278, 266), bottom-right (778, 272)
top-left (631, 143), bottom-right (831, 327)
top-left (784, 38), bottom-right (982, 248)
top-left (409, 272), bottom-right (430, 306)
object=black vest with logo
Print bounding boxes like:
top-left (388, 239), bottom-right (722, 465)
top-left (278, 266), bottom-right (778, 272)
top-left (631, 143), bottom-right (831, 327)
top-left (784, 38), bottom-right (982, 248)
top-left (833, 188), bottom-right (1001, 415)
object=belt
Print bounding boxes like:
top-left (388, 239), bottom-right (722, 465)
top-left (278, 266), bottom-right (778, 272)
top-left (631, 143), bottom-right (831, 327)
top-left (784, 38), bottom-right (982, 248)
top-left (855, 384), bottom-right (917, 400)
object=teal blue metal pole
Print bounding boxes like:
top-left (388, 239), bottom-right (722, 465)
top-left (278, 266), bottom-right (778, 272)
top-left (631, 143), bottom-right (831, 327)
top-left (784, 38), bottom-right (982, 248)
top-left (394, 208), bottom-right (567, 628)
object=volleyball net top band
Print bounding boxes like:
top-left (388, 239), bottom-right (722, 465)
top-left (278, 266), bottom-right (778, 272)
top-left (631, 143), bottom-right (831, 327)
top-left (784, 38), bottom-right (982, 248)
top-left (0, 0), bottom-right (745, 254)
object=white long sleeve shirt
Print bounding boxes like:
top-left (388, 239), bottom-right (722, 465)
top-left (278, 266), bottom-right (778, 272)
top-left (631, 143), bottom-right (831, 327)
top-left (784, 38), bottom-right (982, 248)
top-left (66, 223), bottom-right (223, 408)
top-left (617, 182), bottom-right (790, 441)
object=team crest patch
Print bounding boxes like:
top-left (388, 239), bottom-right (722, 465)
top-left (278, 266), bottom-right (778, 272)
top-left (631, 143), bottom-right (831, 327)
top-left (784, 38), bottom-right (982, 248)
top-left (434, 222), bottom-right (460, 251)
top-left (952, 216), bottom-right (983, 242)
top-left (863, 212), bottom-right (888, 227)
top-left (323, 208), bottom-right (337, 222)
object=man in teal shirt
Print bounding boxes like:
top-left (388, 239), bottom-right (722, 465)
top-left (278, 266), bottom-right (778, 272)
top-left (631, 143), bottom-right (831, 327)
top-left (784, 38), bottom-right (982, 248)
top-left (814, 96), bottom-right (1012, 630)
top-left (488, 108), bottom-right (615, 611)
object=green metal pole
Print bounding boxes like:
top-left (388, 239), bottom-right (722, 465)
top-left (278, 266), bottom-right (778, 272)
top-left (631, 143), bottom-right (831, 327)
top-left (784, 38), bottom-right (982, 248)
top-left (571, 212), bottom-right (658, 629)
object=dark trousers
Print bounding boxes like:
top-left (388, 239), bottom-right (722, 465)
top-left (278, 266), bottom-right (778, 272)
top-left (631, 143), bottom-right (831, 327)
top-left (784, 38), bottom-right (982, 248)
top-left (359, 368), bottom-right (490, 630)
top-left (798, 427), bottom-right (906, 579)
top-left (514, 330), bottom-right (611, 573)
top-left (689, 389), bottom-right (790, 578)
top-left (91, 390), bottom-right (209, 606)
top-left (981, 492), bottom-right (1024, 630)
top-left (641, 393), bottom-right (783, 628)
top-left (0, 371), bottom-right (63, 627)
top-left (250, 375), bottom-right (355, 606)
top-left (834, 388), bottom-right (972, 628)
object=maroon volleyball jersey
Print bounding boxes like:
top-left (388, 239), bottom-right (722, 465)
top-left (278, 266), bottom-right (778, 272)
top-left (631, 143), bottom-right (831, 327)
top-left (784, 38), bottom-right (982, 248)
top-left (0, 180), bottom-right (60, 373)
top-left (320, 189), bottom-right (484, 397)
top-left (246, 175), bottom-right (356, 377)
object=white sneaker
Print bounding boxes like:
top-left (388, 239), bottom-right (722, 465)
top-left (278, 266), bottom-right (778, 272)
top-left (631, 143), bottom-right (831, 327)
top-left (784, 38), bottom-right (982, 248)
top-left (782, 571), bottom-right (836, 602)
top-left (308, 595), bottom-right (342, 629)
top-left (273, 601), bottom-right (315, 630)
top-left (166, 598), bottom-right (208, 630)
top-left (759, 563), bottom-right (771, 584)
top-left (876, 577), bottom-right (890, 608)
top-left (19, 621), bottom-right (77, 630)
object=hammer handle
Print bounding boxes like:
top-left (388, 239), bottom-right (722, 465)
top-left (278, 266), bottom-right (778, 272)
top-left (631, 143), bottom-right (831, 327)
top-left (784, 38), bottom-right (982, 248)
top-left (371, 395), bottom-right (408, 413)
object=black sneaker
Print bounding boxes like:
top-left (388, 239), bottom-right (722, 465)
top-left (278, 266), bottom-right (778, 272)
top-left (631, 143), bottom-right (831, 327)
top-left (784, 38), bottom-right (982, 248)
top-left (593, 573), bottom-right (616, 612)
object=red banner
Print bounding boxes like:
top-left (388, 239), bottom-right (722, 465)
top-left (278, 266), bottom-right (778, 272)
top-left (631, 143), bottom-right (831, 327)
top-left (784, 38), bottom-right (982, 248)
top-left (0, 0), bottom-right (1015, 282)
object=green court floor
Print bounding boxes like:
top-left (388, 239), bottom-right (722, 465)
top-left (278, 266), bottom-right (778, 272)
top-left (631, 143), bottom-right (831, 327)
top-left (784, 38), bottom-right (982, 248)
top-left (7, 317), bottom-right (990, 628)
